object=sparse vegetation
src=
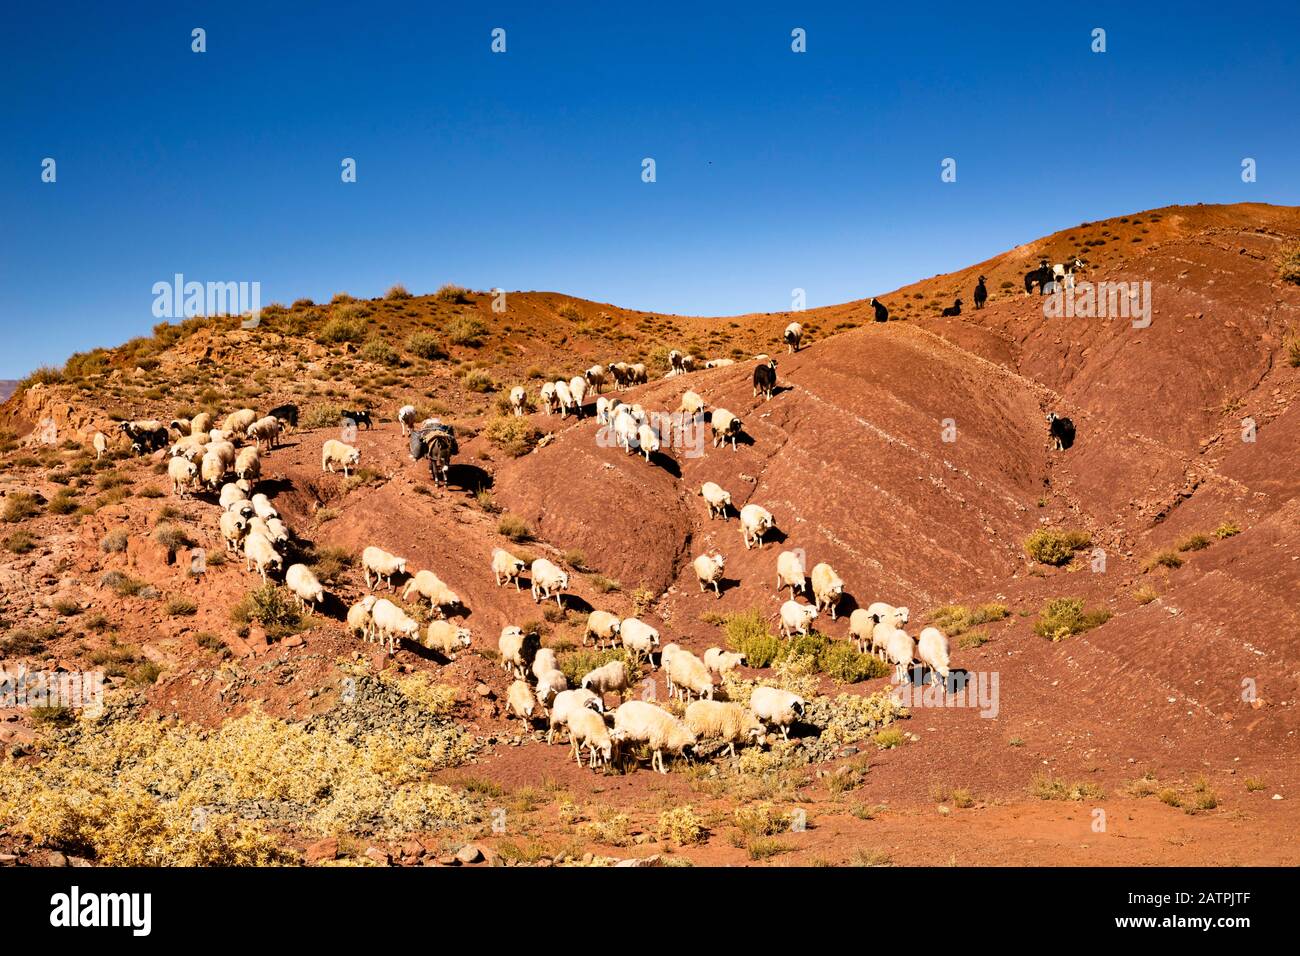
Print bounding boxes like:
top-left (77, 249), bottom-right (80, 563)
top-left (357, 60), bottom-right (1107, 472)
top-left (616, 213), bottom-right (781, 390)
top-left (1142, 550), bottom-right (1184, 572)
top-left (497, 514), bottom-right (533, 542)
top-left (1277, 244), bottom-right (1300, 285)
top-left (405, 332), bottom-right (446, 360)
top-left (446, 316), bottom-right (489, 347)
top-left (483, 416), bottom-right (539, 457)
top-left (435, 283), bottom-right (471, 304)
top-left (1030, 774), bottom-right (1104, 801)
top-left (1213, 521), bottom-right (1241, 539)
top-left (229, 584), bottom-right (303, 640)
top-left (1023, 528), bottom-right (1092, 566)
top-left (657, 806), bottom-right (707, 846)
top-left (2, 493), bottom-right (41, 523)
top-left (1032, 597), bottom-right (1111, 641)
top-left (1176, 533), bottom-right (1210, 552)
top-left (100, 529), bottom-right (129, 553)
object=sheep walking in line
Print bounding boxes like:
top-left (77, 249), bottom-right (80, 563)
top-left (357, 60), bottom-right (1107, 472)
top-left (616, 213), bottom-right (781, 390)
top-left (685, 700), bottom-right (764, 758)
top-left (219, 510), bottom-right (248, 553)
top-left (424, 620), bottom-right (472, 660)
top-left (530, 558), bottom-right (569, 606)
top-left (664, 647), bottom-right (714, 702)
top-left (810, 562), bottom-right (845, 620)
top-left (636, 422), bottom-right (661, 462)
top-left (884, 627), bottom-right (917, 684)
top-left (92, 431), bottom-right (109, 459)
top-left (554, 379), bottom-right (576, 417)
top-left (703, 647), bottom-right (746, 679)
top-left (784, 321), bottom-right (803, 353)
top-left (584, 610), bottom-right (622, 649)
top-left (868, 608), bottom-right (911, 659)
top-left (247, 416), bottom-right (282, 452)
top-left (917, 626), bottom-right (951, 688)
top-left (362, 546), bottom-right (407, 590)
top-left (568, 707), bottom-right (616, 769)
top-left (508, 387), bottom-right (527, 417)
top-left (243, 532), bottom-right (283, 584)
top-left (568, 376), bottom-right (588, 417)
top-left (699, 481), bottom-right (731, 519)
top-left (168, 456), bottom-right (198, 497)
top-left (775, 550), bottom-right (807, 600)
top-left (535, 668), bottom-right (569, 708)
top-left (491, 547), bottom-right (527, 589)
top-left (778, 599), bottom-right (818, 638)
top-left (347, 595), bottom-right (378, 641)
top-left (498, 626), bottom-right (530, 679)
top-left (548, 689), bottom-right (604, 745)
top-left (580, 659), bottom-right (629, 697)
top-left (222, 408), bottom-right (258, 436)
top-left (693, 553), bottom-right (726, 598)
top-left (219, 482), bottom-right (249, 510)
top-left (285, 564), bottom-right (325, 615)
top-left (532, 647), bottom-right (560, 682)
top-left (710, 408), bottom-right (743, 450)
top-left (398, 404), bottom-right (418, 436)
top-left (750, 687), bottom-right (805, 740)
top-left (679, 390), bottom-right (706, 418)
top-left (612, 701), bottom-right (696, 774)
top-left (369, 598), bottom-right (421, 653)
top-left (250, 493), bottom-right (278, 522)
top-left (401, 569), bottom-right (461, 617)
top-left (538, 381), bottom-right (557, 415)
top-left (739, 503), bottom-right (775, 549)
top-left (321, 438), bottom-right (361, 476)
top-left (200, 451), bottom-right (226, 492)
top-left (620, 618), bottom-right (660, 664)
top-left (506, 680), bottom-right (537, 725)
top-left (234, 445), bottom-right (260, 483)
top-left (584, 365), bottom-right (607, 393)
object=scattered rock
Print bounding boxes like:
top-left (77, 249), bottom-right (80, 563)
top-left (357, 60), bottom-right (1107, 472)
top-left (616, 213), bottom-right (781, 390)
top-left (305, 837), bottom-right (339, 864)
top-left (455, 843), bottom-right (483, 864)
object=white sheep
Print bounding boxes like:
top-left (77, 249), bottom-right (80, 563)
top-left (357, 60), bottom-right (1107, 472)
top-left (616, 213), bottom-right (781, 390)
top-left (699, 482), bottom-right (731, 520)
top-left (234, 445), bottom-right (260, 483)
top-left (678, 390), bottom-right (706, 418)
top-left (778, 599), bottom-right (818, 638)
top-left (321, 438), bottom-right (361, 476)
top-left (248, 515), bottom-right (288, 547)
top-left (884, 627), bottom-right (917, 683)
top-left (684, 700), bottom-right (763, 757)
top-left (250, 493), bottom-right (278, 522)
top-left (219, 510), bottom-right (248, 553)
top-left (584, 365), bottom-right (607, 393)
top-left (636, 422), bottom-right (660, 461)
top-left (703, 647), bottom-right (746, 678)
top-left (584, 610), bottom-right (622, 649)
top-left (401, 569), bottom-right (460, 616)
top-left (568, 706), bottom-right (615, 769)
top-left (548, 688), bottom-right (604, 744)
top-left (491, 547), bottom-right (527, 589)
top-left (581, 659), bottom-right (629, 696)
top-left (190, 412), bottom-right (212, 437)
top-left (568, 376), bottom-right (588, 417)
top-left (369, 598), bottom-right (420, 653)
top-left (199, 451), bottom-right (226, 491)
top-left (222, 408), bottom-right (258, 435)
top-left (168, 456), bottom-right (198, 497)
top-left (508, 387), bottom-right (526, 417)
top-left (171, 435), bottom-right (205, 462)
top-left (703, 358), bottom-right (735, 368)
top-left (529, 558), bottom-right (568, 605)
top-left (739, 503), bottom-right (775, 549)
top-left (538, 382), bottom-right (557, 415)
top-left (532, 647), bottom-right (560, 681)
top-left (866, 602), bottom-right (909, 628)
top-left (750, 686), bottom-right (805, 740)
top-left (247, 416), bottom-right (281, 452)
top-left (498, 625), bottom-right (529, 678)
top-left (916, 626), bottom-right (951, 687)
top-left (362, 546), bottom-right (407, 590)
top-left (610, 408), bottom-right (638, 454)
top-left (398, 404), bottom-right (418, 435)
top-left (424, 620), bottom-right (472, 660)
top-left (665, 648), bottom-right (714, 702)
top-left (710, 408), bottom-right (743, 450)
top-left (243, 532), bottom-right (282, 583)
top-left (811, 563), bottom-right (844, 620)
top-left (285, 563), bottom-right (325, 614)
top-left (611, 701), bottom-right (696, 774)
top-left (775, 550), bottom-right (807, 600)
top-left (848, 609), bottom-right (875, 654)
top-left (620, 618), bottom-right (660, 664)
top-left (346, 595), bottom-right (378, 641)
top-left (693, 553), bottom-right (726, 598)
top-left (554, 379), bottom-right (575, 417)
top-left (535, 668), bottom-right (569, 707)
top-left (219, 482), bottom-right (248, 510)
top-left (507, 679), bottom-right (538, 724)
top-left (92, 431), bottom-right (109, 459)
top-left (595, 395), bottom-right (616, 424)
top-left (784, 321), bottom-right (803, 353)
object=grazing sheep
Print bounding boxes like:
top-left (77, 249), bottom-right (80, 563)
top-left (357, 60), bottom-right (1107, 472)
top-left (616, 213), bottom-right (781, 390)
top-left (321, 438), bottom-right (361, 476)
top-left (775, 550), bottom-right (807, 600)
top-left (628, 363), bottom-right (648, 386)
top-left (508, 387), bottom-right (526, 417)
top-left (362, 546), bottom-right (407, 590)
top-left (739, 503), bottom-right (775, 549)
top-left (612, 701), bottom-right (696, 774)
top-left (285, 564), bottom-right (325, 614)
top-left (581, 659), bottom-right (629, 696)
top-left (538, 382), bottom-right (557, 415)
top-left (398, 404), bottom-right (418, 435)
top-left (568, 377), bottom-right (588, 417)
top-left (568, 706), bottom-right (615, 769)
top-left (940, 298), bottom-right (963, 317)
top-left (401, 569), bottom-right (461, 616)
top-left (611, 408), bottom-right (639, 453)
top-left (346, 595), bottom-right (378, 641)
top-left (693, 553), bottom-right (726, 598)
top-left (250, 493), bottom-right (278, 522)
top-left (619, 618), bottom-right (660, 664)
top-left (199, 451), bottom-right (226, 491)
top-left (424, 620), bottom-right (472, 660)
top-left (506, 680), bottom-right (538, 724)
top-left (709, 408), bottom-right (743, 450)
top-left (369, 598), bottom-right (420, 653)
top-left (92, 432), bottom-right (109, 459)
top-left (171, 435), bottom-right (205, 462)
top-left (490, 547), bottom-right (527, 589)
top-left (554, 379), bottom-right (576, 417)
top-left (866, 602), bottom-right (909, 628)
top-left (168, 456), bottom-right (198, 497)
top-left (884, 628), bottom-right (917, 683)
top-left (218, 484), bottom-right (249, 514)
top-left (535, 668), bottom-right (569, 707)
top-left (974, 276), bottom-right (988, 309)
top-left (703, 358), bottom-right (735, 368)
top-left (703, 647), bottom-right (746, 679)
top-left (548, 688), bottom-right (604, 744)
top-left (636, 422), bottom-right (660, 461)
top-left (916, 626), bottom-right (951, 687)
top-left (190, 412), bottom-right (213, 437)
top-left (584, 610), bottom-right (622, 649)
top-left (530, 558), bottom-right (569, 606)
top-left (249, 515), bottom-right (288, 548)
top-left (247, 416), bottom-right (281, 452)
top-left (678, 390), bottom-right (706, 418)
top-left (871, 297), bottom-right (889, 322)
top-left (810, 562), bottom-right (844, 620)
top-left (778, 599), bottom-right (818, 638)
top-left (234, 445), bottom-right (260, 483)
top-left (532, 647), bottom-right (560, 681)
top-left (243, 532), bottom-right (282, 583)
top-left (752, 358), bottom-right (778, 400)
top-left (749, 687), bottom-right (806, 740)
top-left (665, 648), bottom-right (713, 702)
top-left (685, 700), bottom-right (764, 757)
top-left (1046, 412), bottom-right (1075, 451)
top-left (222, 408), bottom-right (258, 436)
top-left (584, 365), bottom-right (607, 393)
top-left (784, 321), bottom-right (803, 353)
top-left (219, 510), bottom-right (248, 553)
top-left (498, 625), bottom-right (529, 678)
top-left (609, 362), bottom-right (631, 391)
top-left (847, 608), bottom-right (875, 653)
top-left (699, 482), bottom-right (731, 520)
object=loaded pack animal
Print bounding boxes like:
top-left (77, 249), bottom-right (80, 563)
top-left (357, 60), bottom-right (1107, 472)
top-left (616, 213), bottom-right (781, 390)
top-left (410, 422), bottom-right (458, 485)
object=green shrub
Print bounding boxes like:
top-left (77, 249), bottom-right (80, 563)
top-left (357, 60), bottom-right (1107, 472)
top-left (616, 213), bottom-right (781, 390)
top-left (483, 416), bottom-right (539, 457)
top-left (385, 283), bottom-right (412, 300)
top-left (2, 493), bottom-right (41, 523)
top-left (3, 530), bottom-right (37, 553)
top-left (1032, 597), bottom-right (1111, 641)
top-left (461, 369), bottom-right (495, 392)
top-left (557, 647), bottom-right (627, 686)
top-left (1142, 550), bottom-right (1183, 572)
top-left (1023, 528), bottom-right (1092, 566)
top-left (1213, 521), bottom-right (1241, 539)
top-left (405, 332), bottom-right (446, 360)
top-left (153, 523), bottom-right (192, 555)
top-left (1176, 533), bottom-right (1210, 552)
top-left (1030, 774), bottom-right (1105, 801)
top-left (435, 283), bottom-right (471, 304)
top-left (1278, 244), bottom-right (1300, 285)
top-left (497, 514), bottom-right (533, 542)
top-left (46, 490), bottom-right (79, 515)
top-left (317, 317), bottom-right (366, 345)
top-left (360, 337), bottom-right (401, 367)
top-left (301, 403), bottom-right (345, 430)
top-left (229, 584), bottom-right (303, 640)
top-left (100, 529), bottom-right (130, 553)
top-left (724, 609), bottom-right (780, 668)
top-left (165, 595), bottom-right (198, 617)
top-left (446, 316), bottom-right (489, 347)
top-left (927, 603), bottom-right (1010, 637)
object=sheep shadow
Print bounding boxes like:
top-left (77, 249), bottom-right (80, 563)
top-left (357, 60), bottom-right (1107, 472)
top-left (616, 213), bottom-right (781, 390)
top-left (309, 592), bottom-right (349, 622)
top-left (648, 451), bottom-right (682, 477)
top-left (756, 526), bottom-right (789, 547)
top-left (836, 592), bottom-right (862, 617)
top-left (764, 384), bottom-right (794, 399)
top-left (553, 593), bottom-right (595, 615)
top-left (257, 477), bottom-right (295, 498)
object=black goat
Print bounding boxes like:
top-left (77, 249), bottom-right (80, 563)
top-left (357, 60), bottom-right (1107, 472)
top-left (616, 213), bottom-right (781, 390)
top-left (340, 409), bottom-right (373, 430)
top-left (940, 298), bottom-right (963, 317)
top-left (1046, 412), bottom-right (1075, 450)
top-left (268, 403), bottom-right (299, 428)
top-left (871, 297), bottom-right (889, 322)
top-left (974, 276), bottom-right (988, 309)
top-left (752, 358), bottom-right (777, 400)
top-left (1024, 259), bottom-right (1053, 295)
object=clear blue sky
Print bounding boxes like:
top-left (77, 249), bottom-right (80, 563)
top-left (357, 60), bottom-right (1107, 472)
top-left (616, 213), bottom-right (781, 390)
top-left (2, 1), bottom-right (1297, 378)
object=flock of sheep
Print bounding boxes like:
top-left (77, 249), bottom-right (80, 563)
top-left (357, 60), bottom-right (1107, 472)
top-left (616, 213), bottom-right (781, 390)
top-left (87, 315), bottom-right (962, 776)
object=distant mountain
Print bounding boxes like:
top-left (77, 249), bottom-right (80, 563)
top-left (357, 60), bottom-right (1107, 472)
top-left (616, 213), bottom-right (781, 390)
top-left (0, 381), bottom-right (17, 402)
